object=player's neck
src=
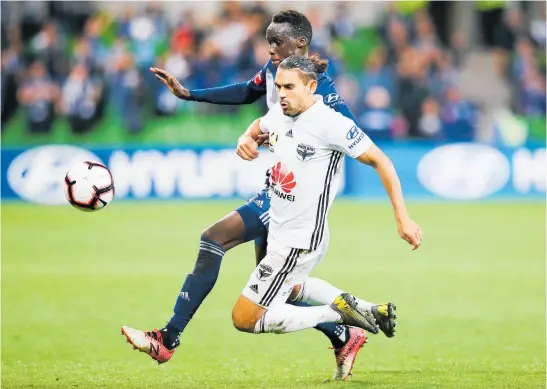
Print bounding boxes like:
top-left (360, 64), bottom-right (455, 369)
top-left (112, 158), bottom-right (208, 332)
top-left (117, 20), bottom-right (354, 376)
top-left (293, 97), bottom-right (318, 117)
top-left (302, 98), bottom-right (316, 112)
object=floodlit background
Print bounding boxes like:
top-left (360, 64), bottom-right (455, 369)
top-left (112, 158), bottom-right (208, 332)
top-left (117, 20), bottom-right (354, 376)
top-left (1, 1), bottom-right (545, 388)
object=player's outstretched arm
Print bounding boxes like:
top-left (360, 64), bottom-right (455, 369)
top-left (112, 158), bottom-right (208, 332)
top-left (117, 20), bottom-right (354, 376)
top-left (236, 118), bottom-right (268, 161)
top-left (357, 145), bottom-right (423, 250)
top-left (150, 67), bottom-right (266, 105)
top-left (150, 67), bottom-right (190, 99)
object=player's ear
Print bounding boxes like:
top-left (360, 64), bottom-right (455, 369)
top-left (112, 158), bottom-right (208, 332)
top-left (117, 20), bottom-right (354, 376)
top-left (296, 36), bottom-right (308, 48)
top-left (307, 79), bottom-right (318, 94)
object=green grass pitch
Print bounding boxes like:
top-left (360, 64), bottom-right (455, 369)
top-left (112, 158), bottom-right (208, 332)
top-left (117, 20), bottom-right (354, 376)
top-left (2, 201), bottom-right (545, 388)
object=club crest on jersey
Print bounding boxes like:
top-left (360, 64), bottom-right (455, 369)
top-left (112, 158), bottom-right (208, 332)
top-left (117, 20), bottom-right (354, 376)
top-left (296, 143), bottom-right (316, 162)
top-left (271, 161), bottom-right (296, 201)
top-left (253, 71), bottom-right (263, 86)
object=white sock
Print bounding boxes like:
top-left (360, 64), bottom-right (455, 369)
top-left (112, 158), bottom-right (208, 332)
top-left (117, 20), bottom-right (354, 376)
top-left (294, 277), bottom-right (375, 310)
top-left (254, 304), bottom-right (342, 334)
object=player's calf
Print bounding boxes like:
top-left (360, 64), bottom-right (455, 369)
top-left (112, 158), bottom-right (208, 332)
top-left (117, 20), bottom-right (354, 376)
top-left (161, 211), bottom-right (250, 344)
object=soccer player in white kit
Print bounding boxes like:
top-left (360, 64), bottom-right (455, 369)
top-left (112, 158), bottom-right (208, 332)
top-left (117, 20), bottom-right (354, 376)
top-left (232, 55), bottom-right (423, 364)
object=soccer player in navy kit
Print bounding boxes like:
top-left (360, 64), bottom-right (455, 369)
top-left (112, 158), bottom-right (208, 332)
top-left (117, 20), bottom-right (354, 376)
top-left (122, 10), bottom-right (397, 380)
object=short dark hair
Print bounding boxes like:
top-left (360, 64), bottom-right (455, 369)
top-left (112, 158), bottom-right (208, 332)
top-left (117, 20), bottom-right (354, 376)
top-left (278, 54), bottom-right (329, 82)
top-left (272, 10), bottom-right (313, 46)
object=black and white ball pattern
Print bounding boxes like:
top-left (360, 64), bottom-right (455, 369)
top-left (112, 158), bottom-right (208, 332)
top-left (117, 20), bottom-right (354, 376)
top-left (64, 161), bottom-right (115, 212)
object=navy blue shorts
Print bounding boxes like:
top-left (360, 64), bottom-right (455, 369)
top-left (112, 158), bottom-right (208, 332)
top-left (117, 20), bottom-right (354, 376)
top-left (235, 187), bottom-right (270, 245)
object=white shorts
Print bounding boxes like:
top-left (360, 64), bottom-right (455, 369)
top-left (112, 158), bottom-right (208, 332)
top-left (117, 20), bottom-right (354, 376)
top-left (242, 231), bottom-right (329, 308)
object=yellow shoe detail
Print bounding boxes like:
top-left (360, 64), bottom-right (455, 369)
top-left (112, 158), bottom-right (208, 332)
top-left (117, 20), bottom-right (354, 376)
top-left (333, 295), bottom-right (349, 310)
top-left (377, 304), bottom-right (389, 317)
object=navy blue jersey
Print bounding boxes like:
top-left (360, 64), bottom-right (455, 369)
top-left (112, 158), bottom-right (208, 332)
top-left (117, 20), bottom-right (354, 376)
top-left (188, 60), bottom-right (360, 125)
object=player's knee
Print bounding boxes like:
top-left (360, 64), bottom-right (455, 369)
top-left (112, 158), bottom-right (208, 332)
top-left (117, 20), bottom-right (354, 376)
top-left (200, 226), bottom-right (230, 252)
top-left (201, 227), bottom-right (218, 244)
top-left (201, 215), bottom-right (245, 252)
top-left (231, 306), bottom-right (257, 333)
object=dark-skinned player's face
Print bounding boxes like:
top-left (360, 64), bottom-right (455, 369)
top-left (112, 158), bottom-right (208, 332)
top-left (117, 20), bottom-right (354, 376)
top-left (266, 22), bottom-right (308, 68)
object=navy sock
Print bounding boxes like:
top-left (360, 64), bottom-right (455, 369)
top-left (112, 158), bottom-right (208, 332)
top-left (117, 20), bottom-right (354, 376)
top-left (289, 300), bottom-right (348, 349)
top-left (163, 238), bottom-right (224, 348)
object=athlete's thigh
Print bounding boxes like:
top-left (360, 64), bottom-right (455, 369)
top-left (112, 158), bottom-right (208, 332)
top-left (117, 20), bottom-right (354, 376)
top-left (254, 233), bottom-right (268, 266)
top-left (265, 234), bottom-right (331, 308)
top-left (242, 235), bottom-right (297, 309)
top-left (241, 234), bottom-right (326, 309)
top-left (204, 187), bottom-right (270, 250)
top-left (235, 187), bottom-right (270, 244)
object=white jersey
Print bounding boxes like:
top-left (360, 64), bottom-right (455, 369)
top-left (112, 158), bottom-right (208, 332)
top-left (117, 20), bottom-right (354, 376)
top-left (259, 96), bottom-right (373, 250)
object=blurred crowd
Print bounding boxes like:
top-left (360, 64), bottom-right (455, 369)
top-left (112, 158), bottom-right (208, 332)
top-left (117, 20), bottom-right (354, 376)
top-left (1, 1), bottom-right (545, 142)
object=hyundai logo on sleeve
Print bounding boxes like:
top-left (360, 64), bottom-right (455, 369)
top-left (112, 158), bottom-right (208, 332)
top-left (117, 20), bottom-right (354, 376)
top-left (346, 126), bottom-right (361, 140)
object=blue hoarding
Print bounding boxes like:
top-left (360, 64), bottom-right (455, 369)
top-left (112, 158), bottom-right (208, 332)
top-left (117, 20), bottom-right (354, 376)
top-left (1, 142), bottom-right (544, 204)
top-left (345, 142), bottom-right (545, 200)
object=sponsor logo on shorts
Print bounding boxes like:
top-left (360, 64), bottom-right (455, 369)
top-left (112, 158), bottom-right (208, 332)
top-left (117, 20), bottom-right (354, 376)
top-left (249, 284), bottom-right (259, 294)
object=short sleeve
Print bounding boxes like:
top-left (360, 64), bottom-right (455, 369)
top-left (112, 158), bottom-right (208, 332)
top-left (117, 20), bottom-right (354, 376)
top-left (327, 116), bottom-right (373, 158)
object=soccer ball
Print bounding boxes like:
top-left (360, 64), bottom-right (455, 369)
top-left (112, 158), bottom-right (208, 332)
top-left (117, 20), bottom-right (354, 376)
top-left (64, 161), bottom-right (115, 212)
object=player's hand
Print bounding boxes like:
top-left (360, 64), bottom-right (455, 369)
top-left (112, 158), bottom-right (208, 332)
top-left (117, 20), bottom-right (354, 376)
top-left (149, 67), bottom-right (190, 99)
top-left (256, 133), bottom-right (270, 147)
top-left (397, 218), bottom-right (423, 250)
top-left (237, 135), bottom-right (259, 161)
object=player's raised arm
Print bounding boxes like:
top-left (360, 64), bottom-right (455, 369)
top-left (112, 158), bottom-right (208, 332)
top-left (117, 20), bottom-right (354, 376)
top-left (356, 145), bottom-right (423, 250)
top-left (150, 66), bottom-right (267, 105)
